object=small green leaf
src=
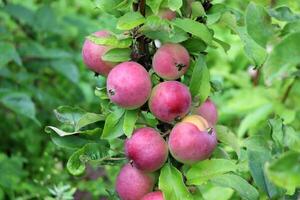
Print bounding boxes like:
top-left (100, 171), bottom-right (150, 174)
top-left (172, 18), bottom-right (213, 45)
top-left (213, 37), bottom-right (230, 52)
top-left (87, 35), bottom-right (132, 48)
top-left (123, 109), bottom-right (139, 137)
top-left (284, 126), bottom-right (300, 153)
top-left (48, 128), bottom-right (102, 150)
top-left (247, 150), bottom-right (281, 198)
top-left (266, 151), bottom-right (300, 195)
top-left (268, 117), bottom-right (284, 148)
top-left (140, 111), bottom-right (159, 127)
top-left (159, 162), bottom-right (193, 200)
top-left (67, 142), bottom-right (110, 175)
top-left (211, 174), bottom-right (259, 200)
top-left (168, 0), bottom-right (182, 11)
top-left (263, 32), bottom-right (300, 84)
top-left (186, 159), bottom-right (238, 185)
top-left (117, 12), bottom-right (145, 30)
top-left (189, 55), bottom-right (211, 103)
top-left (215, 125), bottom-right (240, 157)
top-left (191, 1), bottom-right (205, 18)
top-left (53, 106), bottom-right (104, 131)
top-left (102, 48), bottom-right (131, 62)
top-left (0, 92), bottom-right (40, 125)
top-left (147, 0), bottom-right (164, 14)
top-left (269, 6), bottom-right (300, 22)
top-left (246, 2), bottom-right (274, 47)
top-left (182, 37), bottom-right (207, 56)
top-left (101, 108), bottom-right (125, 139)
top-left (50, 60), bottom-right (79, 84)
top-left (238, 104), bottom-right (273, 137)
top-left (0, 42), bottom-right (22, 67)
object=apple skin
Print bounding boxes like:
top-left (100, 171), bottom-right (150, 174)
top-left (152, 43), bottom-right (190, 80)
top-left (107, 61), bottom-right (152, 109)
top-left (82, 30), bottom-right (117, 76)
top-left (181, 115), bottom-right (209, 131)
top-left (148, 81), bottom-right (192, 123)
top-left (158, 9), bottom-right (176, 20)
top-left (141, 191), bottom-right (164, 200)
top-left (195, 99), bottom-right (218, 125)
top-left (116, 163), bottom-right (155, 200)
top-left (168, 121), bottom-right (217, 164)
top-left (125, 127), bottom-right (168, 172)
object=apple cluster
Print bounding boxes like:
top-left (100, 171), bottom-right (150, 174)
top-left (82, 9), bottom-right (218, 200)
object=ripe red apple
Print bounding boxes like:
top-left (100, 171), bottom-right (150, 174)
top-left (149, 81), bottom-right (192, 123)
top-left (158, 9), bottom-right (176, 20)
top-left (125, 127), bottom-right (168, 172)
top-left (195, 99), bottom-right (218, 125)
top-left (152, 43), bottom-right (190, 80)
top-left (168, 115), bottom-right (217, 164)
top-left (107, 61), bottom-right (152, 109)
top-left (82, 30), bottom-right (117, 76)
top-left (141, 191), bottom-right (164, 200)
top-left (116, 163), bottom-right (155, 200)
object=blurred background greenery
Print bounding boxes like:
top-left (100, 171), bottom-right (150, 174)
top-left (0, 0), bottom-right (299, 199)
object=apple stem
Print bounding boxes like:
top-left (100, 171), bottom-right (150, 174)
top-left (176, 63), bottom-right (186, 71)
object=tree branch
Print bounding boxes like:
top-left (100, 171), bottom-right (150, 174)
top-left (281, 79), bottom-right (296, 103)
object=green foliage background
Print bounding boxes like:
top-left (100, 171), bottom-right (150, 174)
top-left (0, 0), bottom-right (300, 199)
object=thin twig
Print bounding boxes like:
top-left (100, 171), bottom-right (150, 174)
top-left (281, 79), bottom-right (296, 103)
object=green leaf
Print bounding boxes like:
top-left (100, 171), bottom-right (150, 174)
top-left (0, 92), bottom-right (40, 125)
top-left (87, 35), bottom-right (132, 48)
top-left (284, 126), bottom-right (300, 153)
top-left (189, 55), bottom-right (211, 103)
top-left (238, 104), bottom-right (273, 137)
top-left (0, 42), bottom-right (22, 67)
top-left (245, 2), bottom-right (274, 47)
top-left (101, 108), bottom-right (125, 139)
top-left (3, 3), bottom-right (34, 26)
top-left (182, 37), bottom-right (207, 56)
top-left (48, 128), bottom-right (103, 150)
top-left (67, 143), bottom-right (110, 175)
top-left (172, 18), bottom-right (213, 45)
top-left (191, 1), bottom-right (205, 19)
top-left (117, 12), bottom-right (145, 30)
top-left (144, 27), bottom-right (189, 43)
top-left (53, 106), bottom-right (104, 131)
top-left (168, 0), bottom-right (182, 11)
top-left (159, 162), bottom-right (193, 200)
top-left (147, 0), bottom-right (164, 14)
top-left (123, 109), bottom-right (139, 137)
top-left (50, 60), bottom-right (79, 84)
top-left (247, 150), bottom-right (281, 198)
top-left (282, 21), bottom-right (300, 36)
top-left (215, 125), bottom-right (240, 157)
top-left (102, 48), bottom-right (131, 62)
top-left (263, 32), bottom-right (300, 84)
top-left (140, 111), bottom-right (159, 127)
top-left (269, 6), bottom-right (300, 22)
top-left (268, 117), bottom-right (284, 148)
top-left (219, 12), bottom-right (267, 66)
top-left (211, 174), bottom-right (259, 200)
top-left (266, 151), bottom-right (300, 194)
top-left (186, 159), bottom-right (238, 185)
top-left (213, 37), bottom-right (230, 53)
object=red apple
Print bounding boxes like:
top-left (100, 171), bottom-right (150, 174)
top-left (125, 127), bottom-right (168, 172)
top-left (107, 61), bottom-right (152, 109)
top-left (82, 30), bottom-right (117, 76)
top-left (116, 163), bottom-right (155, 200)
top-left (168, 115), bottom-right (217, 164)
top-left (152, 43), bottom-right (190, 80)
top-left (149, 81), bottom-right (192, 123)
top-left (158, 9), bottom-right (176, 20)
top-left (141, 191), bottom-right (164, 200)
top-left (195, 99), bottom-right (218, 125)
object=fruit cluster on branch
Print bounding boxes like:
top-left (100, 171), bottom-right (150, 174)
top-left (81, 2), bottom-right (218, 200)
